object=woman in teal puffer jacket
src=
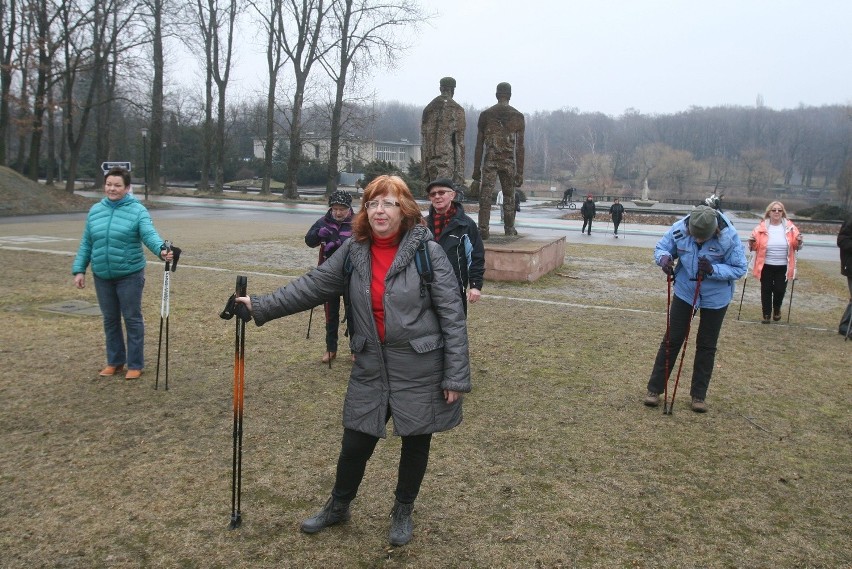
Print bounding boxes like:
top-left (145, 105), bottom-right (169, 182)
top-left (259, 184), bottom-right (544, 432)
top-left (72, 167), bottom-right (175, 380)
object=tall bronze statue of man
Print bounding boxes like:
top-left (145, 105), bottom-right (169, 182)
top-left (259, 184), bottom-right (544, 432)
top-left (421, 77), bottom-right (466, 188)
top-left (471, 82), bottom-right (525, 239)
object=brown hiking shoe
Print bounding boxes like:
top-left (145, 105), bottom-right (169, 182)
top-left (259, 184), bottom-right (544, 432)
top-left (643, 391), bottom-right (660, 407)
top-left (99, 364), bottom-right (125, 377)
top-left (691, 397), bottom-right (707, 413)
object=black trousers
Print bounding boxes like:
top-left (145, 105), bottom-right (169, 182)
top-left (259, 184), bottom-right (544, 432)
top-left (647, 296), bottom-right (728, 400)
top-left (324, 297), bottom-right (341, 352)
top-left (331, 419), bottom-right (432, 505)
top-left (612, 217), bottom-right (622, 234)
top-left (581, 217), bottom-right (593, 234)
top-left (759, 264), bottom-right (788, 317)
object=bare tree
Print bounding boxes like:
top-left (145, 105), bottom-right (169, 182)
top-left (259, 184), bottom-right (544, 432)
top-left (319, 0), bottom-right (423, 194)
top-left (139, 0), bottom-right (174, 195)
top-left (247, 0), bottom-right (288, 195)
top-left (739, 148), bottom-right (779, 197)
top-left (186, 0), bottom-right (239, 192)
top-left (837, 155), bottom-right (852, 212)
top-left (0, 0), bottom-right (18, 165)
top-left (632, 142), bottom-right (668, 190)
top-left (279, 0), bottom-right (331, 198)
top-left (576, 152), bottom-right (615, 191)
top-left (656, 148), bottom-right (699, 195)
top-left (59, 0), bottom-right (138, 193)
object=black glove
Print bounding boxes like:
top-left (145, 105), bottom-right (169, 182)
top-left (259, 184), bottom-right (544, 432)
top-left (220, 293), bottom-right (252, 322)
top-left (697, 257), bottom-right (714, 276)
top-left (169, 246), bottom-right (182, 271)
top-left (659, 255), bottom-right (674, 276)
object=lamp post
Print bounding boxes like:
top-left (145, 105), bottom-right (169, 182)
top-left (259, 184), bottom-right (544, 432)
top-left (161, 141), bottom-right (167, 191)
top-left (141, 128), bottom-right (149, 201)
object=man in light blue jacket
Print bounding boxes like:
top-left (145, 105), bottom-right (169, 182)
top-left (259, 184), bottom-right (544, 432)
top-left (643, 205), bottom-right (747, 413)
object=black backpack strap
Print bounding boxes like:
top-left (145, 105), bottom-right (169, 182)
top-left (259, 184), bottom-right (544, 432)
top-left (342, 253), bottom-right (354, 337)
top-left (414, 241), bottom-right (433, 297)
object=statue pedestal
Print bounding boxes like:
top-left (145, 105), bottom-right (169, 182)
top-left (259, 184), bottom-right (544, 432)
top-left (483, 235), bottom-right (565, 282)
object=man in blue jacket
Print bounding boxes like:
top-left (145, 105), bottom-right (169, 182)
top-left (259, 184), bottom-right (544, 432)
top-left (643, 205), bottom-right (747, 412)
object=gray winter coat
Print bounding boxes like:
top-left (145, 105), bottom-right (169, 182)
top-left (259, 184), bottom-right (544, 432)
top-left (251, 224), bottom-right (471, 438)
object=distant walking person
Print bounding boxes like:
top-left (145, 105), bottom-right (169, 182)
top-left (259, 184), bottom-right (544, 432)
top-left (747, 201), bottom-right (803, 323)
top-left (580, 194), bottom-right (596, 235)
top-left (496, 189), bottom-right (504, 221)
top-left (72, 167), bottom-right (177, 380)
top-left (609, 198), bottom-right (625, 237)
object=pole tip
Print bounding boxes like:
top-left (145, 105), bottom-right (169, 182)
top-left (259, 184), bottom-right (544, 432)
top-left (228, 514), bottom-right (242, 530)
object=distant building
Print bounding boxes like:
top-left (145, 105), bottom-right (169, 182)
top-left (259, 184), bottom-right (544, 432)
top-left (252, 136), bottom-right (421, 173)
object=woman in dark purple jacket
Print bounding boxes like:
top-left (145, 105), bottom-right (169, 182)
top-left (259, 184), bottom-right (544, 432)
top-left (304, 190), bottom-right (353, 363)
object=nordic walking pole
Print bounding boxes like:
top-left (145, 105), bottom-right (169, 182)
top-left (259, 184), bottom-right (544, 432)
top-left (155, 242), bottom-right (181, 390)
top-left (665, 273), bottom-right (703, 415)
top-left (737, 249), bottom-right (755, 321)
top-left (786, 251), bottom-right (798, 324)
top-left (221, 275), bottom-right (248, 530)
top-left (662, 272), bottom-right (673, 414)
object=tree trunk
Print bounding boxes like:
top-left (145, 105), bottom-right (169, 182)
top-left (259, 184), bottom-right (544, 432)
top-left (149, 0), bottom-right (164, 194)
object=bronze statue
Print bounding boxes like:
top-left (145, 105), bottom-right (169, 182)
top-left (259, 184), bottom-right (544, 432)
top-left (421, 77), bottom-right (466, 188)
top-left (471, 82), bottom-right (525, 239)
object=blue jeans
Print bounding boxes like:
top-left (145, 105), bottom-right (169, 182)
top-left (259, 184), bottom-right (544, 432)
top-left (94, 270), bottom-right (146, 370)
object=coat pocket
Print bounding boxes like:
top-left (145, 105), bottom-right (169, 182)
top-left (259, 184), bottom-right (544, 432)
top-left (408, 333), bottom-right (444, 354)
top-left (349, 333), bottom-right (367, 353)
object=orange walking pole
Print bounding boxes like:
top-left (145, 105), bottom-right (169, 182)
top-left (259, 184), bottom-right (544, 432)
top-left (220, 275), bottom-right (248, 530)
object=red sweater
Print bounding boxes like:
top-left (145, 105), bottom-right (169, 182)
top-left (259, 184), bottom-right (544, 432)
top-left (370, 233), bottom-right (400, 341)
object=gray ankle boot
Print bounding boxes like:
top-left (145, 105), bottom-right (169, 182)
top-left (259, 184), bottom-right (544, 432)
top-left (388, 500), bottom-right (414, 546)
top-left (300, 496), bottom-right (351, 534)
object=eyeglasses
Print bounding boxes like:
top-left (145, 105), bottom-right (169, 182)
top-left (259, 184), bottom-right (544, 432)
top-left (364, 199), bottom-right (400, 210)
top-left (428, 189), bottom-right (452, 198)
top-left (770, 209), bottom-right (783, 212)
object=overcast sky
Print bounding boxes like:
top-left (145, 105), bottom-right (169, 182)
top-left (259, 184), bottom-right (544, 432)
top-left (225, 0), bottom-right (852, 116)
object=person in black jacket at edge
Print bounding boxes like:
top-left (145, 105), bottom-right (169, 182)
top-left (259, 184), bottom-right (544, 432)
top-left (424, 179), bottom-right (485, 315)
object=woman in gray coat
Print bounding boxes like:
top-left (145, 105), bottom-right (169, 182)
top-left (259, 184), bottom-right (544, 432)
top-left (235, 175), bottom-right (471, 547)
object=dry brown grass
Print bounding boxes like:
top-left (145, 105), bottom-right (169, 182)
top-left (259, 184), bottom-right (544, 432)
top-left (0, 217), bottom-right (849, 569)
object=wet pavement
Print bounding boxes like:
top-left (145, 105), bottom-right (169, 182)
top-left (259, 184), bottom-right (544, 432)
top-left (8, 192), bottom-right (839, 263)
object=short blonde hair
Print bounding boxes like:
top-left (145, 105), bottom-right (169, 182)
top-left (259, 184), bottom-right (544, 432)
top-left (763, 201), bottom-right (787, 219)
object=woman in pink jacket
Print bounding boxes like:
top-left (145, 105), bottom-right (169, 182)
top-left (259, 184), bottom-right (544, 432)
top-left (748, 201), bottom-right (803, 323)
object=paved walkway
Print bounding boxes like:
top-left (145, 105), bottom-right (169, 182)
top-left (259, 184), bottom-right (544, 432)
top-left (67, 191), bottom-right (840, 262)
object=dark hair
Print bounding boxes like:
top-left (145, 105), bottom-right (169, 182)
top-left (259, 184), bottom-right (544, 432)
top-left (353, 175), bottom-right (424, 242)
top-left (105, 167), bottom-right (131, 187)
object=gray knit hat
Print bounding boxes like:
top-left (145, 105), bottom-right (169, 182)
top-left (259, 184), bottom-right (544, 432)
top-left (689, 205), bottom-right (718, 240)
top-left (328, 190), bottom-right (352, 207)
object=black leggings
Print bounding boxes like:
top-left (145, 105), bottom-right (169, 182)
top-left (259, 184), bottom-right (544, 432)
top-left (331, 424), bottom-right (432, 505)
top-left (324, 297), bottom-right (341, 352)
top-left (582, 217), bottom-right (593, 233)
top-left (760, 264), bottom-right (788, 317)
